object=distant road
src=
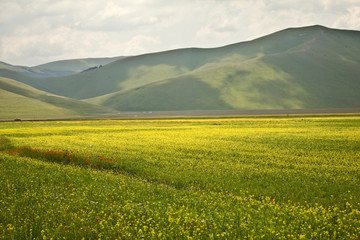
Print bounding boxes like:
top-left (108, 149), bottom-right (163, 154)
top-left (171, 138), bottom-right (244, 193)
top-left (110, 108), bottom-right (360, 119)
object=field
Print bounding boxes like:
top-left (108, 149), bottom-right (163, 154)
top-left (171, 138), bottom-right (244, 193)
top-left (0, 116), bottom-right (359, 239)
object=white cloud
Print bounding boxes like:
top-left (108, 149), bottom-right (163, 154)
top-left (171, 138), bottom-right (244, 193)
top-left (0, 0), bottom-right (359, 66)
top-left (334, 6), bottom-right (360, 29)
top-left (120, 35), bottom-right (160, 56)
top-left (1, 26), bottom-right (160, 66)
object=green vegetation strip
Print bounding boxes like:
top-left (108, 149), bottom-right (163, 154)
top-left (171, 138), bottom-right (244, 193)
top-left (1, 117), bottom-right (360, 239)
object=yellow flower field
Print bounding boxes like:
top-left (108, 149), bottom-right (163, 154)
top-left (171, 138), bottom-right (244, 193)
top-left (0, 116), bottom-right (359, 239)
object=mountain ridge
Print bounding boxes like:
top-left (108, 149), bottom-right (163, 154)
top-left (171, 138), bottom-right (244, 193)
top-left (0, 25), bottom-right (359, 118)
top-left (0, 57), bottom-right (124, 78)
top-left (85, 25), bottom-right (360, 111)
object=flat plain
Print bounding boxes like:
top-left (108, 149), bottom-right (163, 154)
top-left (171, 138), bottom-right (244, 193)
top-left (0, 116), bottom-right (359, 239)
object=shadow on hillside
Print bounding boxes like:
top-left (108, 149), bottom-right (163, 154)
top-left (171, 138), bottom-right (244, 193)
top-left (103, 76), bottom-right (234, 111)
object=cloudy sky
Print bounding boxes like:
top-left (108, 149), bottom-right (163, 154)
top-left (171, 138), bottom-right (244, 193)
top-left (1, 0), bottom-right (359, 66)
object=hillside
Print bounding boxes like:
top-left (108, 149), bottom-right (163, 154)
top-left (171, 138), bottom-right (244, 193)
top-left (0, 57), bottom-right (123, 78)
top-left (1, 25), bottom-right (360, 112)
top-left (0, 77), bottom-right (116, 120)
top-left (88, 25), bottom-right (360, 110)
top-left (30, 57), bottom-right (125, 77)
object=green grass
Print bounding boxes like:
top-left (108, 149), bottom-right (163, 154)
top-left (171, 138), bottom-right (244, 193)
top-left (99, 76), bottom-right (233, 111)
top-left (0, 89), bottom-right (77, 120)
top-left (0, 116), bottom-right (359, 239)
top-left (0, 77), bottom-right (116, 120)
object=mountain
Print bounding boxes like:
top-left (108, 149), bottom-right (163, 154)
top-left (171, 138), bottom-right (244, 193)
top-left (30, 57), bottom-right (125, 77)
top-left (1, 25), bottom-right (359, 113)
top-left (0, 57), bottom-right (124, 78)
top-left (86, 25), bottom-right (360, 110)
top-left (0, 77), bottom-right (116, 120)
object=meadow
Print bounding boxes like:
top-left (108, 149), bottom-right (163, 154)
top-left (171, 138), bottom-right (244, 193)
top-left (0, 116), bottom-right (359, 239)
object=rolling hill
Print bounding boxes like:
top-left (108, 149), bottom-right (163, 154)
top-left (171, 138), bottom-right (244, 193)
top-left (0, 57), bottom-right (124, 78)
top-left (30, 57), bottom-right (125, 77)
top-left (1, 25), bottom-right (359, 115)
top-left (86, 25), bottom-right (360, 110)
top-left (0, 77), bottom-right (116, 120)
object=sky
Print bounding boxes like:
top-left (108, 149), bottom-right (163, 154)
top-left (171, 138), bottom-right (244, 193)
top-left (0, 0), bottom-right (359, 66)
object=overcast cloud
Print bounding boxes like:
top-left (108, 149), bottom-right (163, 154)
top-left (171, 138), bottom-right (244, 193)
top-left (0, 0), bottom-right (359, 66)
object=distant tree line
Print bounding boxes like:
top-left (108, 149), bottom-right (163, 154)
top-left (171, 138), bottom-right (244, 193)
top-left (81, 65), bottom-right (102, 73)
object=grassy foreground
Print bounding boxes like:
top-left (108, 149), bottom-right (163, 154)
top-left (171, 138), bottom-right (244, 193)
top-left (0, 116), bottom-right (359, 239)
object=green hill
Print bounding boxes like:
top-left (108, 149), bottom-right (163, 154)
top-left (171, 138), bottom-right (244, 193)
top-left (0, 77), bottom-right (116, 120)
top-left (30, 57), bottom-right (125, 77)
top-left (1, 25), bottom-right (360, 112)
top-left (88, 25), bottom-right (360, 110)
top-left (0, 57), bottom-right (123, 78)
